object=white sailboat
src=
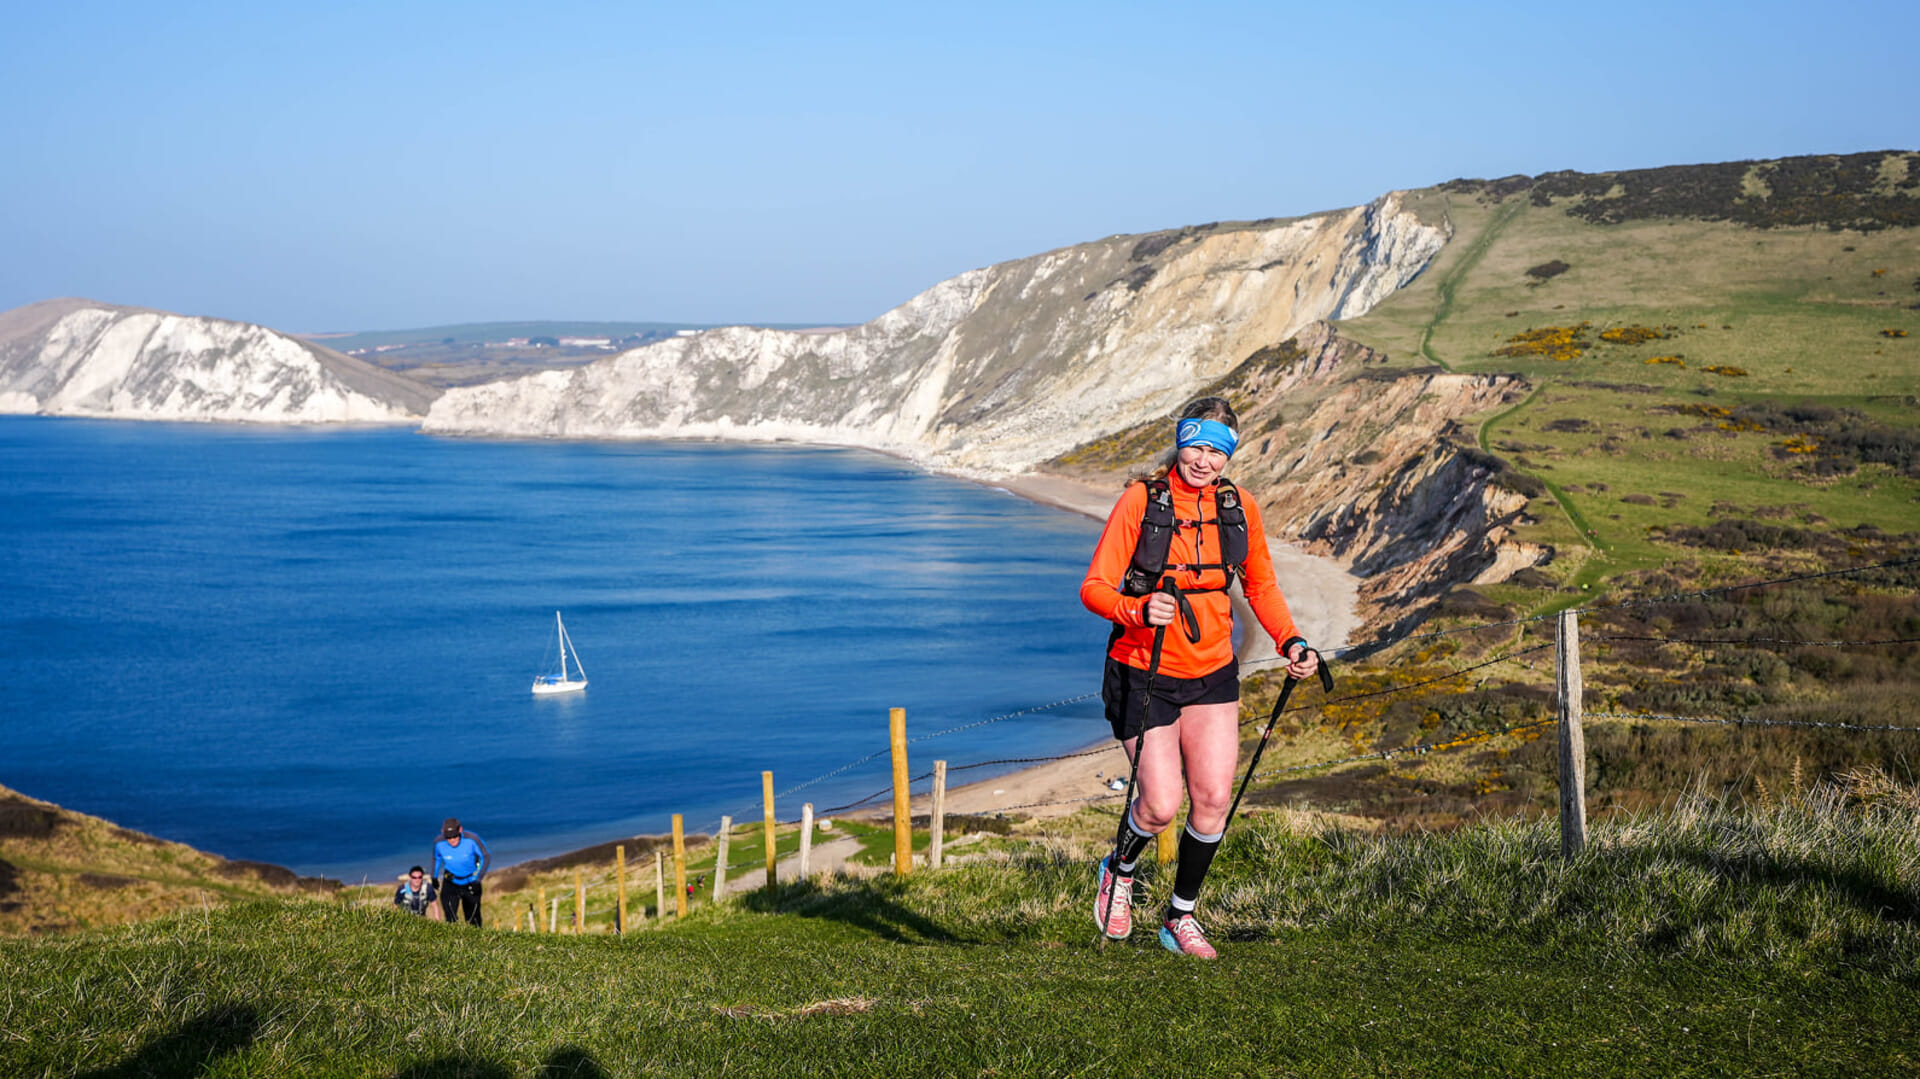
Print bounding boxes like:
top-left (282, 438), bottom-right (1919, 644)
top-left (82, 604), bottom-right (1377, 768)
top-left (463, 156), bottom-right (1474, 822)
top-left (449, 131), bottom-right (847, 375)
top-left (531, 611), bottom-right (588, 695)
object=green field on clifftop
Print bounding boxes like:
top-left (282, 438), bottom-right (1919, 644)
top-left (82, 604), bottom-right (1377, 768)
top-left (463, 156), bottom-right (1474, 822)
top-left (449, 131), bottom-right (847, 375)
top-left (1340, 155), bottom-right (1920, 583)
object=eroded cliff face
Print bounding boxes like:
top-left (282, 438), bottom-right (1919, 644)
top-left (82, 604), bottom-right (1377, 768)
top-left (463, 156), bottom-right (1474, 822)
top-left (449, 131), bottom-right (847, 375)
top-left (1048, 323), bottom-right (1543, 631)
top-left (424, 193), bottom-right (1449, 474)
top-left (0, 299), bottom-right (434, 424)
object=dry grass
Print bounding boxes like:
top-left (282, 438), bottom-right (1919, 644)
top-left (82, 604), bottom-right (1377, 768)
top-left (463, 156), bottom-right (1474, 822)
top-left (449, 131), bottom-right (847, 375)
top-left (0, 784), bottom-right (334, 936)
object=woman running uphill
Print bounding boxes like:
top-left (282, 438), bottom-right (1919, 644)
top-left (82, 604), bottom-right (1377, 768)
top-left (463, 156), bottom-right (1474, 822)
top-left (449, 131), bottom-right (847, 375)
top-left (1080, 396), bottom-right (1319, 958)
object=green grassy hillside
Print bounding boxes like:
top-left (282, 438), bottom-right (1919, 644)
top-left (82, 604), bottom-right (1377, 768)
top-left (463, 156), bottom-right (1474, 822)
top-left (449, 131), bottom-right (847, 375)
top-left (1341, 152), bottom-right (1919, 585)
top-left (6, 795), bottom-right (1918, 1076)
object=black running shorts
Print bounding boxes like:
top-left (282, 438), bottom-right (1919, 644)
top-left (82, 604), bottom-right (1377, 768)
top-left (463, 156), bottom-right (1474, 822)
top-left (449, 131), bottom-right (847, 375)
top-left (1102, 656), bottom-right (1239, 740)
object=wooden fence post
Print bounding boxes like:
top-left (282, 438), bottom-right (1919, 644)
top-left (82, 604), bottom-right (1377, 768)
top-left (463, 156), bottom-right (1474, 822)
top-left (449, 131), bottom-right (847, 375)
top-left (1156, 793), bottom-right (1181, 865)
top-left (1556, 610), bottom-right (1588, 857)
top-left (763, 770), bottom-right (778, 887)
top-left (615, 844), bottom-right (627, 933)
top-left (799, 802), bottom-right (815, 877)
top-left (672, 814), bottom-right (689, 918)
top-left (548, 896), bottom-right (559, 934)
top-left (929, 760), bottom-right (948, 869)
top-left (527, 904), bottom-right (537, 934)
top-left (713, 816), bottom-right (732, 901)
top-left (536, 887), bottom-right (547, 933)
top-left (653, 851), bottom-right (664, 922)
top-left (890, 707), bottom-right (913, 877)
top-left (574, 870), bottom-right (585, 934)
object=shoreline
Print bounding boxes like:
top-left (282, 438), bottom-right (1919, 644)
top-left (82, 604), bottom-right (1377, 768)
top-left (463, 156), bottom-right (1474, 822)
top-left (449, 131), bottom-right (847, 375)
top-left (3, 418), bottom-right (1361, 875)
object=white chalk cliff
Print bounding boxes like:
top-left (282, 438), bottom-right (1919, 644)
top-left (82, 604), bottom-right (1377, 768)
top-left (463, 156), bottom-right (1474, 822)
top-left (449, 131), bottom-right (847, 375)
top-left (0, 299), bottom-right (433, 424)
top-left (423, 193), bottom-right (1449, 475)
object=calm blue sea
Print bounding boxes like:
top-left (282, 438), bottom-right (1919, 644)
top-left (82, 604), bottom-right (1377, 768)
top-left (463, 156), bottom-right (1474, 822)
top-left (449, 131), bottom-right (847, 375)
top-left (0, 416), bottom-right (1108, 880)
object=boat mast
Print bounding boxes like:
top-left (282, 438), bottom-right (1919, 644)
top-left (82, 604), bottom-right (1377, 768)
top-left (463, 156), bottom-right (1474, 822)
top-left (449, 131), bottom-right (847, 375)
top-left (557, 611), bottom-right (585, 681)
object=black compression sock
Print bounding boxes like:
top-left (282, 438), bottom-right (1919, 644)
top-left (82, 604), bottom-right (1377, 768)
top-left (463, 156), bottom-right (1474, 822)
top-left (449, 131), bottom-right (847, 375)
top-left (1112, 805), bottom-right (1155, 873)
top-left (1166, 824), bottom-right (1223, 919)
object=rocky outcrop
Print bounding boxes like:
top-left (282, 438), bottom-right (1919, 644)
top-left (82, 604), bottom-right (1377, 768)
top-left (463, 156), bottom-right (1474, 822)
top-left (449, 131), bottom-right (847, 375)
top-left (0, 299), bottom-right (435, 424)
top-left (424, 193), bottom-right (1449, 475)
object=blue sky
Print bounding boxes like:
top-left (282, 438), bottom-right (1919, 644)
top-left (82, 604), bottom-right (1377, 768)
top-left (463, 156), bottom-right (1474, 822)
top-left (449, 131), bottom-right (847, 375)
top-left (2, 1), bottom-right (1914, 331)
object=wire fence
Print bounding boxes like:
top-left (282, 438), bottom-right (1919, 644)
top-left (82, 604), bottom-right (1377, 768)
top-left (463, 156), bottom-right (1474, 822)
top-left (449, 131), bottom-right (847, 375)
top-left (698, 553), bottom-right (1919, 836)
top-left (506, 553), bottom-right (1919, 933)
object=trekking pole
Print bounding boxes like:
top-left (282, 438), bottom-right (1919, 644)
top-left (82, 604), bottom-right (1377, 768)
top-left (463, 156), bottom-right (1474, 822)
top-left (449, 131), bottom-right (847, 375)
top-left (1218, 651), bottom-right (1335, 839)
top-left (1099, 576), bottom-right (1177, 948)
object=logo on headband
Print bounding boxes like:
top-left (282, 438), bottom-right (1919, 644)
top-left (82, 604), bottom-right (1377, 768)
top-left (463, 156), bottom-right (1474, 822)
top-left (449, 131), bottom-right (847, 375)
top-left (1176, 418), bottom-right (1239, 458)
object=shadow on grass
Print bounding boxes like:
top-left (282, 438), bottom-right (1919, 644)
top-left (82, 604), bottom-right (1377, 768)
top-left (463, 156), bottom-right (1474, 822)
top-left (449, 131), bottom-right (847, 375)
top-left (79, 1004), bottom-right (260, 1079)
top-left (538, 1045), bottom-right (611, 1077)
top-left (1671, 848), bottom-right (1920, 927)
top-left (742, 878), bottom-right (968, 944)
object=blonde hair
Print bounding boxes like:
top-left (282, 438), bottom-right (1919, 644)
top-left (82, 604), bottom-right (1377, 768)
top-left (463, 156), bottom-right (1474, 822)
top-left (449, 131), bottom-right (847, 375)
top-left (1127, 396), bottom-right (1241, 486)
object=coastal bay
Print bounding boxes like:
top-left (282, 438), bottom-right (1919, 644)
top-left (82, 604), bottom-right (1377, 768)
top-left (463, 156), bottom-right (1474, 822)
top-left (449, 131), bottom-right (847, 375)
top-left (0, 418), bottom-right (1122, 880)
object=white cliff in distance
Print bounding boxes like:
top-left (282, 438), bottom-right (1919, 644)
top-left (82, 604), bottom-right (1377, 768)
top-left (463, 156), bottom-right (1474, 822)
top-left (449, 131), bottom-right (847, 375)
top-left (424, 193), bottom-right (1449, 475)
top-left (0, 299), bottom-right (434, 424)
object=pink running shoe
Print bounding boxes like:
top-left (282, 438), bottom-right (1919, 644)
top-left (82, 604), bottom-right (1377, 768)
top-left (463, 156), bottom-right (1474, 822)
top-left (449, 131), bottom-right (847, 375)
top-left (1094, 856), bottom-right (1133, 940)
top-left (1158, 913), bottom-right (1218, 959)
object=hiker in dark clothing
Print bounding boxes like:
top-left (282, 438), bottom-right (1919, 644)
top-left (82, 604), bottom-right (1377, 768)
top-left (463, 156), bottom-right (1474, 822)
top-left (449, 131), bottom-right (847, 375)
top-left (393, 865), bottom-right (438, 916)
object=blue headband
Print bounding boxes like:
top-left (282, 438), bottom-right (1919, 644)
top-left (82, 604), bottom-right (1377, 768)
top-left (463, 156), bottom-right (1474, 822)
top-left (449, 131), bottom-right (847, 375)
top-left (1176, 418), bottom-right (1238, 458)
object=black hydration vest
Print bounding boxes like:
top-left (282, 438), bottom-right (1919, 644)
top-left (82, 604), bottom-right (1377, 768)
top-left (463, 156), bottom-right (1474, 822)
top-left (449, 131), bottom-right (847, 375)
top-left (1110, 476), bottom-right (1250, 649)
top-left (1120, 475), bottom-right (1251, 599)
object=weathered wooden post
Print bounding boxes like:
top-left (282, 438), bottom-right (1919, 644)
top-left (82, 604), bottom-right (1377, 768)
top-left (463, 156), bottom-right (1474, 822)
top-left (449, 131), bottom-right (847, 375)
top-left (799, 802), bottom-right (815, 877)
top-left (713, 816), bottom-right (732, 901)
top-left (1157, 792), bottom-right (1181, 864)
top-left (1556, 610), bottom-right (1588, 857)
top-left (672, 814), bottom-right (689, 917)
top-left (890, 707), bottom-right (913, 877)
top-left (527, 904), bottom-right (537, 933)
top-left (574, 870), bottom-right (585, 934)
top-left (929, 760), bottom-right (948, 869)
top-left (548, 896), bottom-right (560, 934)
top-left (536, 887), bottom-right (547, 933)
top-left (615, 844), bottom-right (627, 933)
top-left (654, 850), bottom-right (665, 921)
top-left (762, 770), bottom-right (778, 887)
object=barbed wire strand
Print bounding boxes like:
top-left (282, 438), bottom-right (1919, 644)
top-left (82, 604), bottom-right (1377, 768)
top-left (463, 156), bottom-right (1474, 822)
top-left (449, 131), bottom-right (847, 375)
top-left (904, 692), bottom-right (1100, 745)
top-left (1266, 643), bottom-right (1554, 716)
top-left (980, 719), bottom-right (1559, 816)
top-left (1587, 710), bottom-right (1920, 734)
top-left (1244, 552), bottom-right (1919, 670)
top-left (1588, 553), bottom-right (1920, 614)
top-left (706, 695), bottom-right (1108, 831)
top-left (1589, 634), bottom-right (1920, 648)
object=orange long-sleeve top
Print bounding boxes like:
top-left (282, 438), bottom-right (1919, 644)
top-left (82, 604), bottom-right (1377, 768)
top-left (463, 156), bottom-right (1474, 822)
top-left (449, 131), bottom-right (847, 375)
top-left (1080, 471), bottom-right (1304, 680)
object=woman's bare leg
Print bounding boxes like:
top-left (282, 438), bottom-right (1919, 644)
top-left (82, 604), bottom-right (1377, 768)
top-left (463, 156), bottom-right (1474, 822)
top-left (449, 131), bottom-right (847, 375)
top-left (1176, 701), bottom-right (1241, 834)
top-left (1124, 721), bottom-right (1186, 834)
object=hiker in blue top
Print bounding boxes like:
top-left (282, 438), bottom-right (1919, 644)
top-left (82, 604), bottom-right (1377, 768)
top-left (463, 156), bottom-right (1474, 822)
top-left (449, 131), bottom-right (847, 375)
top-left (432, 817), bottom-right (490, 926)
